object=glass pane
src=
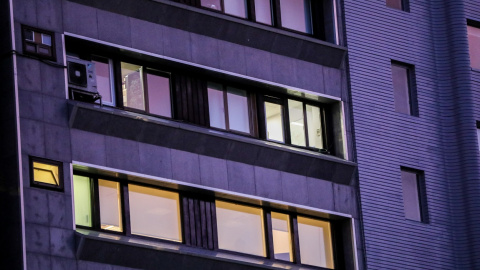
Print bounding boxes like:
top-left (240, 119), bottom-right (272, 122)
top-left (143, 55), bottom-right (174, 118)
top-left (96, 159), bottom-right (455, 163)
top-left (477, 128), bottom-right (480, 151)
top-left (391, 64), bottom-right (411, 114)
top-left (121, 62), bottom-right (145, 111)
top-left (265, 101), bottom-right (284, 142)
top-left (306, 105), bottom-right (323, 149)
top-left (41, 34), bottom-right (51, 46)
top-left (386, 0), bottom-right (403, 10)
top-left (73, 175), bottom-right (92, 227)
top-left (288, 100), bottom-right (306, 147)
top-left (254, 0), bottom-right (272, 25)
top-left (93, 58), bottom-right (113, 104)
top-left (216, 201), bottom-right (266, 257)
top-left (201, 0), bottom-right (222, 10)
top-left (224, 0), bottom-right (247, 18)
top-left (271, 212), bottom-right (292, 262)
top-left (147, 73), bottom-right (172, 117)
top-left (468, 26), bottom-right (480, 69)
top-left (298, 217), bottom-right (334, 269)
top-left (208, 83), bottom-right (226, 130)
top-left (33, 162), bottom-right (59, 186)
top-left (227, 87), bottom-right (250, 133)
top-left (99, 180), bottom-right (123, 232)
top-left (401, 170), bottom-right (421, 221)
top-left (279, 0), bottom-right (312, 34)
top-left (129, 184), bottom-right (182, 242)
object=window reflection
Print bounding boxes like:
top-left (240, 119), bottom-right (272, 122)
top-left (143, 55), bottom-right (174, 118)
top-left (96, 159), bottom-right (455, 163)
top-left (224, 0), bottom-right (247, 18)
top-left (254, 0), bottom-right (272, 25)
top-left (146, 72), bottom-right (172, 118)
top-left (99, 180), bottom-right (123, 232)
top-left (201, 0), bottom-right (222, 10)
top-left (216, 201), bottom-right (266, 257)
top-left (298, 217), bottom-right (334, 269)
top-left (92, 57), bottom-right (114, 105)
top-left (128, 184), bottom-right (182, 242)
top-left (306, 104), bottom-right (323, 149)
top-left (73, 175), bottom-right (92, 227)
top-left (288, 99), bottom-right (306, 147)
top-left (468, 25), bottom-right (480, 69)
top-left (227, 87), bottom-right (249, 133)
top-left (265, 101), bottom-right (284, 142)
top-left (208, 83), bottom-right (226, 130)
top-left (279, 0), bottom-right (312, 34)
top-left (391, 64), bottom-right (411, 114)
top-left (121, 62), bottom-right (145, 111)
top-left (271, 212), bottom-right (293, 262)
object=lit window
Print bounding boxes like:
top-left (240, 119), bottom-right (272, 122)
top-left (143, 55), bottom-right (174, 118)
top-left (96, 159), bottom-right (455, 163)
top-left (216, 200), bottom-right (266, 257)
top-left (99, 180), bottom-right (123, 232)
top-left (271, 212), bottom-right (293, 262)
top-left (30, 157), bottom-right (63, 190)
top-left (208, 83), bottom-right (251, 134)
top-left (391, 61), bottom-right (417, 115)
top-left (298, 216), bottom-right (334, 269)
top-left (468, 25), bottom-right (480, 70)
top-left (279, 0), bottom-right (312, 34)
top-left (401, 168), bottom-right (427, 222)
top-left (128, 184), bottom-right (182, 242)
top-left (265, 99), bottom-right (285, 142)
top-left (200, 0), bottom-right (247, 18)
top-left (73, 175), bottom-right (92, 227)
top-left (92, 57), bottom-right (115, 106)
top-left (22, 25), bottom-right (56, 60)
top-left (386, 0), bottom-right (408, 11)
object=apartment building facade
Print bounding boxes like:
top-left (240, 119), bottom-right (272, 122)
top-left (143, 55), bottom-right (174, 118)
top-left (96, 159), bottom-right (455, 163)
top-left (1, 0), bottom-right (361, 269)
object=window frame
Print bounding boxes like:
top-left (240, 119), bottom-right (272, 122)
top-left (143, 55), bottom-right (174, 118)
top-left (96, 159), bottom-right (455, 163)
top-left (386, 0), bottom-right (409, 12)
top-left (30, 156), bottom-right (64, 191)
top-left (400, 167), bottom-right (429, 223)
top-left (467, 21), bottom-right (480, 70)
top-left (91, 55), bottom-right (116, 106)
top-left (391, 60), bottom-right (418, 116)
top-left (21, 25), bottom-right (57, 61)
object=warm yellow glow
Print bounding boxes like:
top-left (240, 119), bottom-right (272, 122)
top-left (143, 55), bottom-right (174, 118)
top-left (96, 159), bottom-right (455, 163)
top-left (271, 212), bottom-right (293, 262)
top-left (99, 180), bottom-right (123, 232)
top-left (33, 162), bottom-right (59, 186)
top-left (298, 216), bottom-right (334, 269)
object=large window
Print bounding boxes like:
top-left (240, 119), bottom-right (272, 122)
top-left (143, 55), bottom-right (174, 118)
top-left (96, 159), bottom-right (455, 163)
top-left (391, 61), bottom-right (418, 116)
top-left (468, 24), bottom-right (480, 70)
top-left (73, 172), bottom-right (340, 268)
top-left (400, 168), bottom-right (428, 222)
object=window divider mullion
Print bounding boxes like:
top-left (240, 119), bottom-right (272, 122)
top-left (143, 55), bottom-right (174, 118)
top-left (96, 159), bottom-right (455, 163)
top-left (272, 0), bottom-right (281, 28)
top-left (302, 102), bottom-right (309, 147)
top-left (92, 177), bottom-right (101, 230)
top-left (283, 98), bottom-right (291, 144)
top-left (320, 106), bottom-right (328, 151)
top-left (291, 215), bottom-right (301, 264)
top-left (264, 211), bottom-right (275, 259)
top-left (113, 60), bottom-right (124, 109)
top-left (143, 67), bottom-right (150, 114)
top-left (223, 87), bottom-right (230, 130)
top-left (122, 183), bottom-right (132, 236)
top-left (247, 0), bottom-right (256, 22)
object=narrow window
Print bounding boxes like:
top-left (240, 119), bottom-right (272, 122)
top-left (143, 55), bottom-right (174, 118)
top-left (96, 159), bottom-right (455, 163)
top-left (477, 122), bottom-right (480, 151)
top-left (216, 200), bottom-right (266, 257)
top-left (271, 212), bottom-right (293, 262)
top-left (121, 62), bottom-right (145, 111)
top-left (98, 180), bottom-right (123, 232)
top-left (92, 57), bottom-right (115, 106)
top-left (386, 0), bottom-right (408, 11)
top-left (400, 168), bottom-right (427, 222)
top-left (30, 157), bottom-right (63, 191)
top-left (264, 100), bottom-right (285, 142)
top-left (200, 0), bottom-right (247, 18)
top-left (288, 99), bottom-right (306, 147)
top-left (73, 175), bottom-right (92, 227)
top-left (254, 0), bottom-right (272, 25)
top-left (279, 0), bottom-right (312, 34)
top-left (128, 184), bottom-right (182, 242)
top-left (146, 69), bottom-right (172, 118)
top-left (468, 24), bottom-right (480, 70)
top-left (391, 61), bottom-right (417, 115)
top-left (297, 216), bottom-right (334, 269)
top-left (306, 104), bottom-right (324, 149)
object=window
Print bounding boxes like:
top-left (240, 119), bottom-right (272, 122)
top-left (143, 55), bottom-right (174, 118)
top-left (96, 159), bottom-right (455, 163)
top-left (22, 25), bottom-right (56, 61)
top-left (391, 61), bottom-right (417, 116)
top-left (271, 212), bottom-right (293, 262)
top-left (30, 157), bottom-right (63, 191)
top-left (98, 180), bottom-right (123, 232)
top-left (468, 24), bottom-right (480, 70)
top-left (400, 168), bottom-right (428, 222)
top-left (298, 216), bottom-right (334, 268)
top-left (279, 0), bottom-right (312, 34)
top-left (92, 56), bottom-right (115, 106)
top-left (386, 0), bottom-right (408, 11)
top-left (477, 122), bottom-right (480, 151)
top-left (207, 83), bottom-right (251, 134)
top-left (200, 0), bottom-right (247, 18)
top-left (121, 62), bottom-right (172, 118)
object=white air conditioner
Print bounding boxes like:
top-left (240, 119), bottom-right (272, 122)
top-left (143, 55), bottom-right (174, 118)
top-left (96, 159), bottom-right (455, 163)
top-left (66, 56), bottom-right (98, 94)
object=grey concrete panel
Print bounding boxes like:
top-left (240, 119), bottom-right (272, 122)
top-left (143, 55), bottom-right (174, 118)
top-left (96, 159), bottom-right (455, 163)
top-left (19, 90), bottom-right (44, 121)
top-left (70, 130), bottom-right (107, 166)
top-left (17, 58), bottom-right (41, 93)
top-left (43, 96), bottom-right (69, 127)
top-left (271, 35), bottom-right (303, 59)
top-left (130, 18), bottom-right (163, 55)
top-left (97, 10), bottom-right (132, 47)
top-left (281, 172), bottom-right (308, 205)
top-left (271, 54), bottom-right (297, 87)
top-left (190, 33), bottom-right (220, 68)
top-left (105, 136), bottom-right (140, 172)
top-left (40, 63), bottom-right (66, 99)
top-left (138, 142), bottom-right (172, 179)
top-left (51, 256), bottom-right (78, 270)
top-left (12, 0), bottom-right (37, 25)
top-left (25, 223), bottom-right (50, 254)
top-left (27, 252), bottom-right (52, 270)
top-left (37, 0), bottom-right (63, 32)
top-left (50, 227), bottom-right (76, 258)
top-left (24, 188), bottom-right (49, 225)
top-left (163, 26), bottom-right (192, 62)
top-left (78, 261), bottom-right (113, 270)
top-left (20, 118), bottom-right (45, 156)
top-left (245, 48), bottom-right (272, 81)
top-left (171, 149), bottom-right (200, 184)
top-left (218, 41), bottom-right (247, 75)
top-left (333, 184), bottom-right (358, 218)
top-left (62, 1), bottom-right (98, 39)
top-left (254, 167), bottom-right (282, 200)
top-left (44, 124), bottom-right (71, 162)
top-left (295, 60), bottom-right (325, 95)
top-left (306, 177), bottom-right (334, 211)
top-left (226, 161), bottom-right (256, 195)
top-left (199, 155), bottom-right (228, 190)
top-left (48, 192), bottom-right (72, 229)
top-left (322, 67), bottom-right (342, 98)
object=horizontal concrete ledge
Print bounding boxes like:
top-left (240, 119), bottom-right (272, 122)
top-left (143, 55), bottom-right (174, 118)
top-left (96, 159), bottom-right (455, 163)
top-left (69, 101), bottom-right (357, 185)
top-left (67, 0), bottom-right (346, 68)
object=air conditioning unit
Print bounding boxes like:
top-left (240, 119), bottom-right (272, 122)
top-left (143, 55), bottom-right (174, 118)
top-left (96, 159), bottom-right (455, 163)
top-left (67, 56), bottom-right (98, 94)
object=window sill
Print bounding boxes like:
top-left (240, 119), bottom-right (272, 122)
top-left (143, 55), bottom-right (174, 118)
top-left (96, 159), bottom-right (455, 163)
top-left (76, 229), bottom-right (330, 270)
top-left (69, 101), bottom-right (357, 185)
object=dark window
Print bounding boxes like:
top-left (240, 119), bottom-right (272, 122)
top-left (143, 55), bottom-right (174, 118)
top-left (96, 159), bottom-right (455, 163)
top-left (391, 61), bottom-right (418, 116)
top-left (386, 0), bottom-right (408, 11)
top-left (30, 157), bottom-right (63, 191)
top-left (400, 168), bottom-right (428, 222)
top-left (22, 25), bottom-right (56, 61)
top-left (468, 24), bottom-right (480, 70)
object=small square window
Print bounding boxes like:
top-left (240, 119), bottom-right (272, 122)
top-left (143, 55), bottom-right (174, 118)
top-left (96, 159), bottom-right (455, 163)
top-left (30, 157), bottom-right (63, 191)
top-left (21, 25), bottom-right (56, 61)
top-left (391, 61), bottom-right (418, 116)
top-left (468, 24), bottom-right (480, 70)
top-left (386, 0), bottom-right (409, 11)
top-left (400, 168), bottom-right (428, 222)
